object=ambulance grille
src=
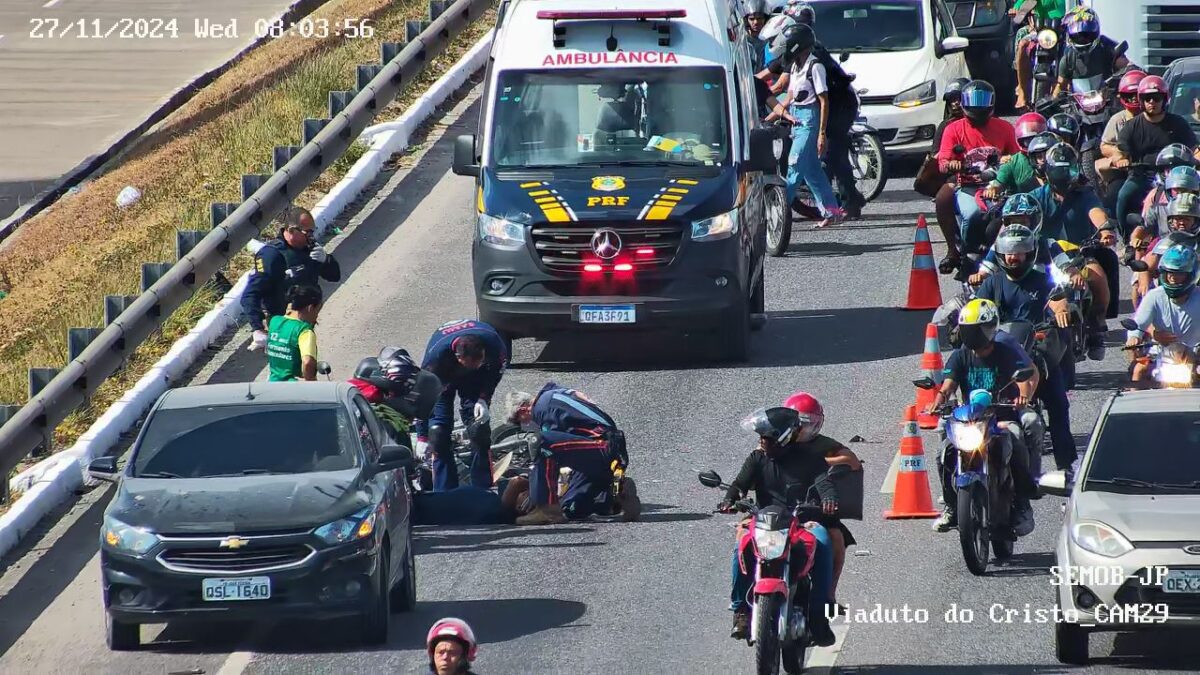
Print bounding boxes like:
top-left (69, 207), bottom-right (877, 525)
top-left (530, 221), bottom-right (685, 273)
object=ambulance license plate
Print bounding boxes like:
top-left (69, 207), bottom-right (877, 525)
top-left (577, 305), bottom-right (636, 324)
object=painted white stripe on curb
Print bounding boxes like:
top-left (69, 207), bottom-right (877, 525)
top-left (805, 623), bottom-right (849, 671)
top-left (0, 30), bottom-right (496, 561)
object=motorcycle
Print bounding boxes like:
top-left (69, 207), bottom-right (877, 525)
top-left (940, 146), bottom-right (1001, 277)
top-left (410, 420), bottom-right (538, 493)
top-left (914, 366), bottom-right (1038, 575)
top-left (1034, 51), bottom-right (1130, 188)
top-left (699, 469), bottom-right (823, 675)
top-left (1028, 17), bottom-right (1063, 105)
top-left (1120, 318), bottom-right (1200, 389)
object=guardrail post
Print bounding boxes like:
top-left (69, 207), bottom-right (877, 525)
top-left (67, 328), bottom-right (103, 362)
top-left (329, 91), bottom-right (356, 118)
top-left (357, 65), bottom-right (383, 92)
top-left (209, 202), bottom-right (240, 228)
top-left (241, 174), bottom-right (271, 202)
top-left (273, 146), bottom-right (302, 172)
top-left (176, 230), bottom-right (207, 260)
top-left (430, 1), bottom-right (448, 20)
top-left (303, 119), bottom-right (331, 145)
top-left (28, 368), bottom-right (59, 458)
top-left (104, 295), bottom-right (139, 326)
top-left (406, 21), bottom-right (427, 43)
top-left (0, 404), bottom-right (20, 501)
top-left (141, 262), bottom-right (173, 292)
top-left (381, 42), bottom-right (404, 64)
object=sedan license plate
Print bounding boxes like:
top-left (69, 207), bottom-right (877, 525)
top-left (1163, 569), bottom-right (1200, 594)
top-left (578, 304), bottom-right (635, 324)
top-left (202, 576), bottom-right (271, 601)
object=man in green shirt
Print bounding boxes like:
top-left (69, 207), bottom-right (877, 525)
top-left (266, 284), bottom-right (323, 381)
top-left (1013, 0), bottom-right (1067, 111)
top-left (983, 113), bottom-right (1047, 201)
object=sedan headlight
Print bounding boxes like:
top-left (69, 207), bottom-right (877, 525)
top-left (102, 515), bottom-right (160, 555)
top-left (948, 421), bottom-right (986, 453)
top-left (691, 208), bottom-right (739, 242)
top-left (313, 506), bottom-right (378, 545)
top-left (1072, 521), bottom-right (1134, 558)
top-left (1037, 29), bottom-right (1059, 50)
top-left (478, 214), bottom-right (526, 249)
top-left (753, 528), bottom-right (788, 560)
top-left (893, 80), bottom-right (936, 109)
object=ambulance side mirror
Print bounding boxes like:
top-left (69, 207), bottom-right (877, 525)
top-left (452, 134), bottom-right (480, 177)
top-left (746, 128), bottom-right (778, 174)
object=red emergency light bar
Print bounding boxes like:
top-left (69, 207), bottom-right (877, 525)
top-left (537, 9), bottom-right (686, 20)
top-left (614, 263), bottom-right (633, 272)
top-left (583, 263), bottom-right (604, 273)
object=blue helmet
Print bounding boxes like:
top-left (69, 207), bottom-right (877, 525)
top-left (1159, 244), bottom-right (1199, 298)
top-left (1166, 165), bottom-right (1200, 194)
top-left (1065, 7), bottom-right (1100, 51)
top-left (1001, 193), bottom-right (1044, 233)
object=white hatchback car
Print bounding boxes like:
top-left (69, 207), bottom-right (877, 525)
top-left (806, 0), bottom-right (971, 155)
top-left (1040, 389), bottom-right (1200, 665)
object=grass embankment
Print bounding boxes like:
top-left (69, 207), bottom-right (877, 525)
top-left (0, 0), bottom-right (496, 463)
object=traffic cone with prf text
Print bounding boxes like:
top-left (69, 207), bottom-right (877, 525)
top-left (884, 405), bottom-right (940, 519)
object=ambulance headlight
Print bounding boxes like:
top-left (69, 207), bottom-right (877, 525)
top-left (478, 214), bottom-right (526, 249)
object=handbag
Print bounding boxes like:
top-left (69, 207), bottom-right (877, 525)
top-left (913, 153), bottom-right (947, 198)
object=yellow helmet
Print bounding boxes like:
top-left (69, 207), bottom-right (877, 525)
top-left (958, 298), bottom-right (999, 350)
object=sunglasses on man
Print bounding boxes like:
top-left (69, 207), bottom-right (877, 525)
top-left (1140, 93), bottom-right (1165, 103)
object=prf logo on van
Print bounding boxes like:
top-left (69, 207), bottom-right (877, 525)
top-left (591, 176), bottom-right (625, 192)
top-left (541, 51), bottom-right (679, 67)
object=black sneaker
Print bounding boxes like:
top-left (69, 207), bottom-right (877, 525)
top-left (938, 255), bottom-right (960, 275)
top-left (811, 617), bottom-right (837, 647)
top-left (1086, 331), bottom-right (1106, 361)
top-left (933, 507), bottom-right (957, 532)
top-left (731, 611), bottom-right (750, 640)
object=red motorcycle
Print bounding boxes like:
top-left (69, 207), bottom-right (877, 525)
top-left (699, 469), bottom-right (822, 675)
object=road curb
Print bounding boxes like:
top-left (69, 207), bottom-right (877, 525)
top-left (0, 30), bottom-right (495, 561)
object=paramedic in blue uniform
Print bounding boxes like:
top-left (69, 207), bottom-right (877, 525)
top-left (415, 319), bottom-right (509, 491)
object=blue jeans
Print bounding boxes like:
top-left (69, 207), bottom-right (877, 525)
top-left (417, 374), bottom-right (493, 491)
top-left (786, 104), bottom-right (839, 216)
top-left (730, 522), bottom-right (833, 618)
top-left (1038, 355), bottom-right (1077, 472)
top-left (1116, 171), bottom-right (1154, 237)
top-left (954, 188), bottom-right (987, 250)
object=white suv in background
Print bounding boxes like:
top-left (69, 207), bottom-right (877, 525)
top-left (807, 0), bottom-right (970, 155)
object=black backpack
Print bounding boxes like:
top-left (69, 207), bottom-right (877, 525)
top-left (810, 43), bottom-right (857, 107)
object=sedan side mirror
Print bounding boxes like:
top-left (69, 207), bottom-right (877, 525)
top-left (88, 456), bottom-right (119, 483)
top-left (698, 469), bottom-right (723, 488)
top-left (452, 134), bottom-right (480, 177)
top-left (939, 36), bottom-right (969, 57)
top-left (746, 127), bottom-right (780, 174)
top-left (1039, 470), bottom-right (1071, 498)
top-left (376, 442), bottom-right (417, 473)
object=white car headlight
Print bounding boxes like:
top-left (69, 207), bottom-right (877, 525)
top-left (102, 515), bottom-right (160, 555)
top-left (1037, 29), bottom-right (1058, 50)
top-left (949, 421), bottom-right (986, 453)
top-left (313, 506), bottom-right (378, 545)
top-left (478, 214), bottom-right (526, 249)
top-left (1072, 521), bottom-right (1134, 558)
top-left (893, 80), bottom-right (936, 109)
top-left (691, 208), bottom-right (739, 242)
top-left (754, 528), bottom-right (788, 560)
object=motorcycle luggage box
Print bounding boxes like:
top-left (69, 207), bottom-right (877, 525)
top-left (825, 464), bottom-right (864, 521)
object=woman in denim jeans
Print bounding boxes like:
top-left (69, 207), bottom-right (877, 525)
top-left (768, 23), bottom-right (843, 227)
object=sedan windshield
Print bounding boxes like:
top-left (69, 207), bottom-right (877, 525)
top-left (1084, 411), bottom-right (1200, 492)
top-left (810, 1), bottom-right (924, 53)
top-left (489, 67), bottom-right (729, 169)
top-left (1169, 77), bottom-right (1200, 122)
top-left (132, 404), bottom-right (360, 478)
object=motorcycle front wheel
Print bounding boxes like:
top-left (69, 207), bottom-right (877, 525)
top-left (766, 184), bottom-right (792, 257)
top-left (958, 483), bottom-right (991, 576)
top-left (851, 133), bottom-right (888, 202)
top-left (753, 594), bottom-right (783, 675)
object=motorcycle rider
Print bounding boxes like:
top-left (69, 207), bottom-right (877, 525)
top-left (720, 405), bottom-right (838, 646)
top-left (1051, 6), bottom-right (1130, 100)
top-left (926, 299), bottom-right (1041, 533)
top-left (504, 383), bottom-right (640, 525)
top-left (935, 81), bottom-right (1022, 273)
top-left (1134, 192), bottom-right (1200, 304)
top-left (1097, 69), bottom-right (1147, 204)
top-left (1126, 244), bottom-right (1200, 387)
top-left (983, 113), bottom-right (1048, 201)
top-left (1113, 75), bottom-right (1200, 234)
top-left (426, 618), bottom-right (481, 675)
top-left (415, 319), bottom-right (509, 491)
top-left (1012, 0), bottom-right (1067, 111)
top-left (241, 206), bottom-right (341, 351)
top-left (743, 0), bottom-right (771, 71)
top-left (974, 224), bottom-right (1078, 475)
top-left (1046, 113), bottom-right (1081, 151)
top-left (933, 77), bottom-right (970, 152)
top-left (1139, 147), bottom-right (1198, 238)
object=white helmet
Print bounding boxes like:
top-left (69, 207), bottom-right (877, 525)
top-left (759, 13), bottom-right (796, 43)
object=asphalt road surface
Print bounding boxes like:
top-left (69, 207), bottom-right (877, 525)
top-left (0, 0), bottom-right (307, 220)
top-left (2, 86), bottom-right (1198, 674)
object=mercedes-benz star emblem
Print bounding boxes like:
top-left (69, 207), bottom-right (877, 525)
top-left (590, 228), bottom-right (622, 260)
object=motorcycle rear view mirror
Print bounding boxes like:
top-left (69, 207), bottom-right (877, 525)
top-left (698, 470), bottom-right (723, 488)
top-left (1012, 366), bottom-right (1036, 383)
top-left (913, 377), bottom-right (937, 390)
top-left (1126, 213), bottom-right (1144, 228)
top-left (1120, 318), bottom-right (1139, 332)
top-left (1128, 259), bottom-right (1149, 273)
top-left (317, 361), bottom-right (332, 376)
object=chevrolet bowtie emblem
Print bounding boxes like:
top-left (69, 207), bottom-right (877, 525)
top-left (590, 228), bottom-right (623, 260)
top-left (220, 536), bottom-right (249, 549)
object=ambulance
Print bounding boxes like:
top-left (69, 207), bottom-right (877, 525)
top-left (451, 0), bottom-right (778, 362)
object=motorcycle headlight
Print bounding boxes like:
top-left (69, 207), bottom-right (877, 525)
top-left (691, 207), bottom-right (739, 242)
top-left (753, 528), bottom-right (788, 560)
top-left (948, 421), bottom-right (987, 453)
top-left (102, 515), bottom-right (160, 555)
top-left (1158, 362), bottom-right (1194, 385)
top-left (478, 214), bottom-right (526, 249)
top-left (1037, 29), bottom-right (1058, 50)
top-left (1072, 521), bottom-right (1134, 558)
top-left (893, 80), bottom-right (936, 109)
top-left (313, 506), bottom-right (378, 545)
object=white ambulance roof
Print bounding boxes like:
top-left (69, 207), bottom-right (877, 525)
top-left (493, 0), bottom-right (734, 71)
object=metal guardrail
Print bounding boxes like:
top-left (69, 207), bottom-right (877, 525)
top-left (0, 0), bottom-right (492, 494)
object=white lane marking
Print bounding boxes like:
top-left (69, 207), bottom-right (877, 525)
top-left (215, 649), bottom-right (254, 675)
top-left (42, 0), bottom-right (62, 8)
top-left (805, 623), bottom-right (850, 670)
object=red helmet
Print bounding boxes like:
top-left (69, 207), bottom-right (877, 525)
top-left (427, 617), bottom-right (478, 661)
top-left (1138, 75), bottom-right (1170, 104)
top-left (782, 392), bottom-right (824, 443)
top-left (1118, 70), bottom-right (1148, 112)
top-left (1014, 112), bottom-right (1047, 144)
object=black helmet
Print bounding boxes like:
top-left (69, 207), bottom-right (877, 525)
top-left (1045, 143), bottom-right (1081, 192)
top-left (943, 77), bottom-right (970, 102)
top-left (1047, 114), bottom-right (1080, 147)
top-left (1027, 132), bottom-right (1057, 177)
top-left (994, 223), bottom-right (1039, 279)
top-left (766, 23), bottom-right (816, 67)
top-left (379, 347), bottom-right (420, 389)
top-left (354, 356), bottom-right (381, 379)
top-left (740, 406), bottom-right (803, 447)
top-left (960, 80), bottom-right (996, 123)
top-left (1156, 143), bottom-right (1194, 173)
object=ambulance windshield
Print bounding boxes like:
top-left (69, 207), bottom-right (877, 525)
top-left (488, 67), bottom-right (729, 169)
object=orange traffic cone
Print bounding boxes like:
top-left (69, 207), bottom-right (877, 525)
top-left (884, 405), bottom-right (941, 519)
top-left (902, 214), bottom-right (942, 310)
top-left (915, 323), bottom-right (944, 429)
